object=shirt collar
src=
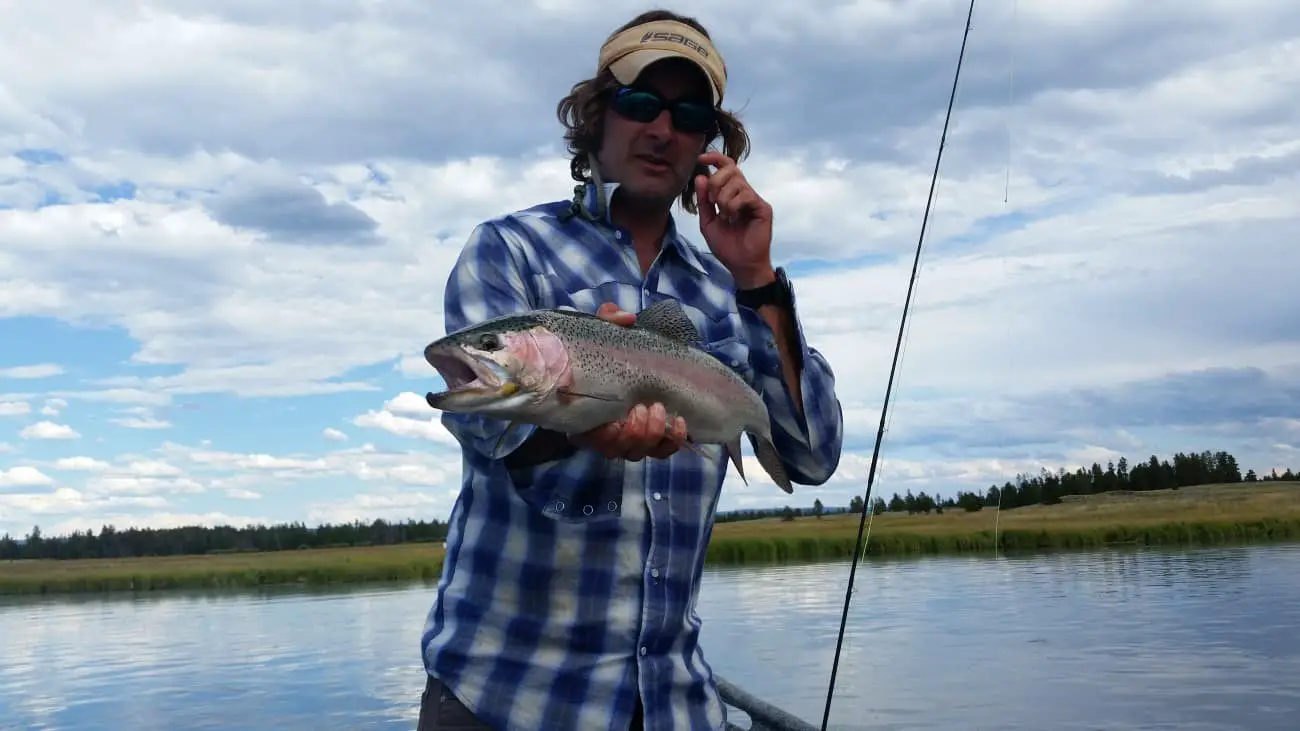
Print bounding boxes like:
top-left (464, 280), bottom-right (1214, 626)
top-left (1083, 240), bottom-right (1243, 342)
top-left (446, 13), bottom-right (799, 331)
top-left (578, 181), bottom-right (710, 277)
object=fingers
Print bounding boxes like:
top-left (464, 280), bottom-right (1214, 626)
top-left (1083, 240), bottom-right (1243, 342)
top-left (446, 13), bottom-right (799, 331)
top-left (646, 414), bottom-right (688, 460)
top-left (697, 151), bottom-right (735, 170)
top-left (616, 403), bottom-right (671, 462)
top-left (713, 177), bottom-right (762, 223)
top-left (571, 404), bottom-right (688, 462)
top-left (595, 302), bottom-right (636, 327)
top-left (695, 157), bottom-right (766, 225)
top-left (568, 421), bottom-right (622, 459)
top-left (618, 403), bottom-right (657, 462)
top-left (695, 174), bottom-right (716, 228)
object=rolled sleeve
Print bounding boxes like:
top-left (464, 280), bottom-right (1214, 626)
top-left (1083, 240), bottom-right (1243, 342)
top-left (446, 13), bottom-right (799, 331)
top-left (438, 221), bottom-right (539, 459)
top-left (739, 283), bottom-right (844, 485)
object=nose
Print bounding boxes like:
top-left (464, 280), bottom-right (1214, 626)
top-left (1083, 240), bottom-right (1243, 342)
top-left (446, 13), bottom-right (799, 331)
top-left (644, 108), bottom-right (673, 139)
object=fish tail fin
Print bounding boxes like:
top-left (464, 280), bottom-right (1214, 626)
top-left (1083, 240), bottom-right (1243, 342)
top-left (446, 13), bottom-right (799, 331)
top-left (752, 434), bottom-right (793, 494)
top-left (724, 436), bottom-right (748, 485)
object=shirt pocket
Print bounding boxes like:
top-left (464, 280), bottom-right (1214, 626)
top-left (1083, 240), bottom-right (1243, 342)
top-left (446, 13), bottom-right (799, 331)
top-left (506, 449), bottom-right (627, 524)
top-left (529, 276), bottom-right (643, 315)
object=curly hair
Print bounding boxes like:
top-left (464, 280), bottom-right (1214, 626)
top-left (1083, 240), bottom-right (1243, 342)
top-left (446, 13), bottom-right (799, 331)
top-left (555, 9), bottom-right (751, 215)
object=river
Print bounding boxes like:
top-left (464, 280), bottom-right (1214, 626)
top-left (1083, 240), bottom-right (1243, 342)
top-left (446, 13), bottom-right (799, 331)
top-left (2, 544), bottom-right (1298, 730)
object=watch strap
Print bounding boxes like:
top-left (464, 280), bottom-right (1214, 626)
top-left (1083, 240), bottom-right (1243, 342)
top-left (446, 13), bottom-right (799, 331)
top-left (735, 267), bottom-right (792, 310)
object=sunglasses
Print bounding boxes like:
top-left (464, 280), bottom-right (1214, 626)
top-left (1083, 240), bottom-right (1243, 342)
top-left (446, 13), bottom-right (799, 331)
top-left (609, 86), bottom-right (717, 135)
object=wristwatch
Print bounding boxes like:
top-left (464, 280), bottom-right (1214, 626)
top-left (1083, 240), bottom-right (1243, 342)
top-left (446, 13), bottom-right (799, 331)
top-left (735, 267), bottom-right (793, 310)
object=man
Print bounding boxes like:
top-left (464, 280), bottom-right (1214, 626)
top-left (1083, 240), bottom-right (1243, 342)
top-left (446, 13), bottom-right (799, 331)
top-left (418, 9), bottom-right (844, 730)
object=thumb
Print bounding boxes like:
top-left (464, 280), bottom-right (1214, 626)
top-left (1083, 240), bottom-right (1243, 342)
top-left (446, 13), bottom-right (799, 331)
top-left (695, 174), bottom-right (715, 229)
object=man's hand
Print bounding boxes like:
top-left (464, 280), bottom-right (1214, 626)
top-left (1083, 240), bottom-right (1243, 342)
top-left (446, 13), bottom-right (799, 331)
top-left (695, 151), bottom-right (776, 290)
top-left (568, 303), bottom-right (690, 461)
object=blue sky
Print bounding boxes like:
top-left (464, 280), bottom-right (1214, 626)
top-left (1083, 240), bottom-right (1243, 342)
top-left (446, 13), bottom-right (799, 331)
top-left (2, 0), bottom-right (1299, 538)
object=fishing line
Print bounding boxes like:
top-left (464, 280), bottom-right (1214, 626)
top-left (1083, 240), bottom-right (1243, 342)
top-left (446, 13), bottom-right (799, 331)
top-left (996, 0), bottom-right (1019, 552)
top-left (857, 151), bottom-right (945, 562)
top-left (1003, 0), bottom-right (1018, 204)
top-left (818, 1), bottom-right (979, 729)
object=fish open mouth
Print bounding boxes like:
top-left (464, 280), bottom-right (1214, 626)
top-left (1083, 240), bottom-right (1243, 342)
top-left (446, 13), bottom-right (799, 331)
top-left (424, 345), bottom-right (514, 406)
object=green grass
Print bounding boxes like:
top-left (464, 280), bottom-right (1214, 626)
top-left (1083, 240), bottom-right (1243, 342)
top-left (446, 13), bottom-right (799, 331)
top-left (3, 482), bottom-right (1297, 595)
top-left (0, 542), bottom-right (448, 596)
top-left (707, 481), bottom-right (1300, 563)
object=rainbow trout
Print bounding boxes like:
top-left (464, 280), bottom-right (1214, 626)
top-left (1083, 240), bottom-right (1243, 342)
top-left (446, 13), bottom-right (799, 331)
top-left (422, 297), bottom-right (792, 493)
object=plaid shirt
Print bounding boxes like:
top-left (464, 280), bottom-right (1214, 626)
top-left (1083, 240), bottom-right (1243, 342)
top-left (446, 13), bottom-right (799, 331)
top-left (421, 182), bottom-right (844, 730)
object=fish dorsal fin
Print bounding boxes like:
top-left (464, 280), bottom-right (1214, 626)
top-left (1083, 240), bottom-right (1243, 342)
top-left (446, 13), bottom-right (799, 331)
top-left (636, 298), bottom-right (701, 345)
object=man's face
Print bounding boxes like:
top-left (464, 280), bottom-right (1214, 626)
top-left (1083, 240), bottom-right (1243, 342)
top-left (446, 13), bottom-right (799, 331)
top-left (597, 59), bottom-right (714, 209)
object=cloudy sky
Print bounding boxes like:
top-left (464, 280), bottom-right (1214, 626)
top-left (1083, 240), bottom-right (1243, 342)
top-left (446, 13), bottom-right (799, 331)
top-left (1, 0), bottom-right (1298, 538)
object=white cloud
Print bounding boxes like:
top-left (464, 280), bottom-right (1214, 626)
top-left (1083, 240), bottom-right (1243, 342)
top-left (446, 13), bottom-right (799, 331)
top-left (0, 439), bottom-right (469, 535)
top-left (18, 421), bottom-right (80, 440)
top-left (322, 427), bottom-right (349, 442)
top-left (351, 392), bottom-right (460, 446)
top-left (40, 397), bottom-right (67, 416)
top-left (395, 354), bottom-right (429, 378)
top-left (384, 391), bottom-right (435, 416)
top-left (305, 488), bottom-right (458, 527)
top-left (110, 415), bottom-right (173, 429)
top-left (0, 466), bottom-right (54, 488)
top-left (52, 456), bottom-right (112, 471)
top-left (34, 510), bottom-right (275, 537)
top-left (155, 440), bottom-right (460, 491)
top-left (0, 363), bottom-right (62, 379)
top-left (0, 488), bottom-right (169, 521)
top-left (47, 389), bottom-right (172, 406)
top-left (0, 401), bottom-right (30, 416)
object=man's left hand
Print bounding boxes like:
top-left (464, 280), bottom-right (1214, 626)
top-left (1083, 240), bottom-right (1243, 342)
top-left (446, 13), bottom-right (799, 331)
top-left (695, 151), bottom-right (776, 290)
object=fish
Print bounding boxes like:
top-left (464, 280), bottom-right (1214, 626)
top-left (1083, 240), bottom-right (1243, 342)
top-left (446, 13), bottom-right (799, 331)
top-left (422, 297), bottom-right (793, 493)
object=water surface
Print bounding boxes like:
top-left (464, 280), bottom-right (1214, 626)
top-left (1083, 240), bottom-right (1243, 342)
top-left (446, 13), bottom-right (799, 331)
top-left (2, 544), bottom-right (1298, 730)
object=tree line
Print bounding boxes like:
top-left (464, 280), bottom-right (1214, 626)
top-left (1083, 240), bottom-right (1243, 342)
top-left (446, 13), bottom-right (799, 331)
top-left (858, 450), bottom-right (1296, 517)
top-left (2, 449), bottom-right (1295, 560)
top-left (0, 518), bottom-right (450, 562)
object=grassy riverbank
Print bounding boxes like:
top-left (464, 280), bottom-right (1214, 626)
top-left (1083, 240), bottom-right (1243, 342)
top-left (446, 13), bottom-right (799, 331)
top-left (705, 481), bottom-right (1300, 564)
top-left (2, 482), bottom-right (1297, 595)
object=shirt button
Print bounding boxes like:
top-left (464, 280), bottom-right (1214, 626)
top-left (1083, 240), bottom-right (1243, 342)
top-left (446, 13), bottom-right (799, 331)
top-left (652, 492), bottom-right (662, 500)
top-left (615, 231), bottom-right (623, 239)
top-left (650, 568), bottom-right (660, 579)
top-left (639, 646), bottom-right (647, 656)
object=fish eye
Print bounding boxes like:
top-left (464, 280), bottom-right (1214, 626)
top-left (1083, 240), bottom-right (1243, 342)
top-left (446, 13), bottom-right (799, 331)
top-left (478, 333), bottom-right (502, 351)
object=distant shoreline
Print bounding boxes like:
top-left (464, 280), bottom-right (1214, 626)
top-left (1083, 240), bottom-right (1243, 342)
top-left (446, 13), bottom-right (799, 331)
top-left (3, 482), bottom-right (1297, 596)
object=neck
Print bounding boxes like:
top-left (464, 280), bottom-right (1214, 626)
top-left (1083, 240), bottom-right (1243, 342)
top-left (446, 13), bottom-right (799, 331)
top-left (611, 195), bottom-right (670, 237)
top-left (608, 189), bottom-right (673, 274)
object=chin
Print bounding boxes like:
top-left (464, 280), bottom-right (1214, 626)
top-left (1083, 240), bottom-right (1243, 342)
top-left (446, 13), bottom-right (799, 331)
top-left (620, 179), bottom-right (684, 204)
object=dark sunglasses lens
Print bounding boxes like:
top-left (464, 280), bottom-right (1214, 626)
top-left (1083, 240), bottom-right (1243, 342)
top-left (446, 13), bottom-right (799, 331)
top-left (614, 89), bottom-right (716, 133)
top-left (614, 90), bottom-right (664, 122)
top-left (672, 103), bottom-right (716, 133)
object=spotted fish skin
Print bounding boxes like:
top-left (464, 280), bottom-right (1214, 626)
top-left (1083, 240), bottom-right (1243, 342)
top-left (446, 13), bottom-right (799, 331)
top-left (422, 298), bottom-right (793, 493)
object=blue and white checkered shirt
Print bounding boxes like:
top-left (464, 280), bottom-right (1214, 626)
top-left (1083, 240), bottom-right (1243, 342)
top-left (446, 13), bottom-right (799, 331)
top-left (421, 181), bottom-right (844, 730)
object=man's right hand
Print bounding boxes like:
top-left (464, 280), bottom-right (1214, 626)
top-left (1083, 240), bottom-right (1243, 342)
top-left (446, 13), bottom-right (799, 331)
top-left (568, 303), bottom-right (690, 461)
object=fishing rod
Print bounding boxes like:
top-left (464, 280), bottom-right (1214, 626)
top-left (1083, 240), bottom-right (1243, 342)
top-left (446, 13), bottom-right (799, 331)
top-left (818, 1), bottom-right (979, 729)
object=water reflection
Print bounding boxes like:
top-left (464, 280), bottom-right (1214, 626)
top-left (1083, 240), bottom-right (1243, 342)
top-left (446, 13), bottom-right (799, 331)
top-left (1, 546), bottom-right (1297, 730)
top-left (699, 545), bottom-right (1300, 730)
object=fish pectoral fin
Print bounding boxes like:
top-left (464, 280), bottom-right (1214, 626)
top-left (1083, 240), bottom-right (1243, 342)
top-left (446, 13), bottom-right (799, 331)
top-left (491, 420), bottom-right (526, 457)
top-left (676, 438), bottom-right (713, 461)
top-left (724, 436), bottom-right (748, 485)
top-left (635, 298), bottom-right (702, 345)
